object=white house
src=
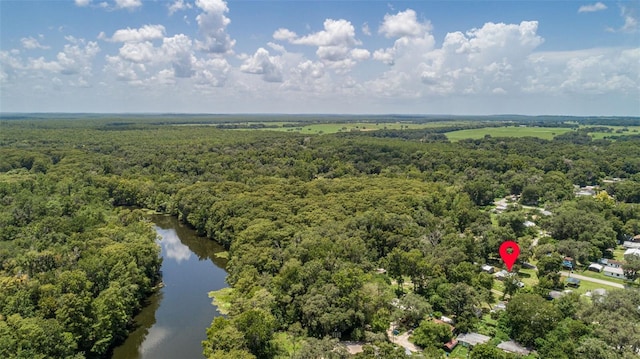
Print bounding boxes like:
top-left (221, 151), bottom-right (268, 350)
top-left (603, 266), bottom-right (625, 279)
top-left (624, 248), bottom-right (640, 257)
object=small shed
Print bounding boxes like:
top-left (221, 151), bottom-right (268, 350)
top-left (498, 341), bottom-right (530, 355)
top-left (587, 263), bottom-right (603, 272)
top-left (443, 339), bottom-right (458, 352)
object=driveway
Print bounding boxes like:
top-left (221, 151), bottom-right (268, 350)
top-left (387, 324), bottom-right (421, 353)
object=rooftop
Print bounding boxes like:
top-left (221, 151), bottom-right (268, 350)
top-left (457, 333), bottom-right (491, 346)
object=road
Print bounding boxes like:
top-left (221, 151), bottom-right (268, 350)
top-left (560, 271), bottom-right (625, 289)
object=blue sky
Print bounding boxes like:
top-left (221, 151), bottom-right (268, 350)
top-left (1, 0), bottom-right (638, 115)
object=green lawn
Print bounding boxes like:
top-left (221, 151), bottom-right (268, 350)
top-left (559, 274), bottom-right (621, 295)
top-left (445, 126), bottom-right (573, 141)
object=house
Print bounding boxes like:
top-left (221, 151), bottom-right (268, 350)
top-left (494, 270), bottom-right (508, 281)
top-left (603, 266), bottom-right (625, 279)
top-left (587, 263), bottom-right (603, 272)
top-left (623, 241), bottom-right (640, 249)
top-left (566, 277), bottom-right (581, 287)
top-left (481, 264), bottom-right (495, 274)
top-left (600, 258), bottom-right (624, 268)
top-left (624, 248), bottom-right (640, 257)
top-left (498, 341), bottom-right (531, 355)
top-left (457, 333), bottom-right (491, 348)
top-left (523, 221), bottom-right (536, 228)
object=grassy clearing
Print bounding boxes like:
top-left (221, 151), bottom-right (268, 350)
top-left (446, 126), bottom-right (573, 141)
top-left (208, 287), bottom-right (233, 315)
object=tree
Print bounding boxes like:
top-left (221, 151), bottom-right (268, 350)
top-left (234, 309), bottom-right (276, 359)
top-left (412, 320), bottom-right (452, 348)
top-left (536, 253), bottom-right (563, 289)
top-left (391, 292), bottom-right (432, 328)
top-left (470, 343), bottom-right (505, 359)
top-left (505, 293), bottom-right (562, 347)
top-left (622, 254), bottom-right (640, 282)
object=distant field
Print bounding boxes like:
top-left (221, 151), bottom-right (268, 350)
top-left (233, 121), bottom-right (470, 134)
top-left (445, 126), bottom-right (573, 141)
top-left (446, 125), bottom-right (640, 141)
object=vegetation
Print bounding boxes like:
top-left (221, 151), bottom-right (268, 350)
top-left (1, 115), bottom-right (639, 358)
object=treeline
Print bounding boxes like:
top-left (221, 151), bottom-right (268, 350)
top-left (1, 118), bottom-right (640, 358)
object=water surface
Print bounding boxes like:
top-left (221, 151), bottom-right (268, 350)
top-left (111, 215), bottom-right (228, 359)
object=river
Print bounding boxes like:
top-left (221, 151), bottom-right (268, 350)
top-left (111, 215), bottom-right (228, 359)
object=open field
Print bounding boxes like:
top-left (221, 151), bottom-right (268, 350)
top-left (233, 121), bottom-right (471, 134)
top-left (445, 126), bottom-right (573, 141)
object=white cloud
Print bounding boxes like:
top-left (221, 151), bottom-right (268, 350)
top-left (379, 9), bottom-right (431, 38)
top-left (578, 2), bottom-right (607, 13)
top-left (350, 48), bottom-right (370, 61)
top-left (161, 34), bottom-right (194, 78)
top-left (108, 25), bottom-right (166, 43)
top-left (620, 5), bottom-right (639, 33)
top-left (118, 41), bottom-right (155, 63)
top-left (193, 57), bottom-right (230, 87)
top-left (74, 0), bottom-right (91, 7)
top-left (114, 0), bottom-right (142, 10)
top-left (168, 0), bottom-right (192, 15)
top-left (195, 0), bottom-right (235, 54)
top-left (373, 9), bottom-right (435, 67)
top-left (24, 38), bottom-right (100, 80)
top-left (275, 19), bottom-right (366, 70)
top-left (362, 22), bottom-right (371, 36)
top-left (290, 19), bottom-right (360, 47)
top-left (267, 42), bottom-right (286, 53)
top-left (21, 37), bottom-right (50, 50)
top-left (273, 28), bottom-right (297, 41)
top-left (240, 47), bottom-right (283, 82)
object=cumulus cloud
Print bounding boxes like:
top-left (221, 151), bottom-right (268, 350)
top-left (578, 2), bottom-right (607, 13)
top-left (108, 25), bottom-right (166, 43)
top-left (195, 0), bottom-right (235, 54)
top-left (273, 28), bottom-right (297, 41)
top-left (74, 0), bottom-right (91, 7)
top-left (274, 19), bottom-right (368, 71)
top-left (114, 0), bottom-right (142, 10)
top-left (21, 36), bottom-right (50, 50)
top-left (240, 48), bottom-right (283, 82)
top-left (24, 38), bottom-right (100, 80)
top-left (379, 9), bottom-right (431, 38)
top-left (168, 0), bottom-right (192, 15)
top-left (373, 9), bottom-right (435, 66)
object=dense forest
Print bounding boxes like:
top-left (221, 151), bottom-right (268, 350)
top-left (1, 116), bottom-right (639, 359)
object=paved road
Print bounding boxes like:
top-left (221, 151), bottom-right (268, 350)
top-left (560, 271), bottom-right (625, 289)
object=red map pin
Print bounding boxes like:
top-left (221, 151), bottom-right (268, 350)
top-left (499, 241), bottom-right (520, 272)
